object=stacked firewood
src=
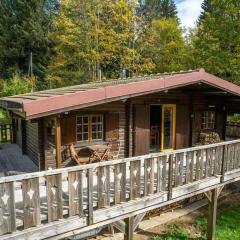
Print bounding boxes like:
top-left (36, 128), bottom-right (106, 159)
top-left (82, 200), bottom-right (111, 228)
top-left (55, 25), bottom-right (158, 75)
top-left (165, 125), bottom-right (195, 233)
top-left (199, 132), bottom-right (221, 144)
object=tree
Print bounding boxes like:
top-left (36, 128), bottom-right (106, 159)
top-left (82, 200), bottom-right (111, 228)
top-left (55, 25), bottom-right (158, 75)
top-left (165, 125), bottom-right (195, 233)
top-left (1, 73), bottom-right (29, 97)
top-left (193, 0), bottom-right (240, 84)
top-left (198, 0), bottom-right (213, 21)
top-left (138, 0), bottom-right (179, 22)
top-left (47, 0), bottom-right (148, 87)
top-left (138, 18), bottom-right (187, 74)
top-left (0, 0), bottom-right (59, 88)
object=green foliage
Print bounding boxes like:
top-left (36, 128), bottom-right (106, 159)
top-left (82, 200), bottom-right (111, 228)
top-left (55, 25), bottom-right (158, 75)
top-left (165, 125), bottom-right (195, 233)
top-left (198, 0), bottom-right (213, 21)
top-left (193, 0), bottom-right (240, 84)
top-left (152, 205), bottom-right (240, 240)
top-left (1, 73), bottom-right (29, 97)
top-left (227, 114), bottom-right (240, 123)
top-left (138, 19), bottom-right (188, 74)
top-left (0, 0), bottom-right (59, 87)
top-left (0, 0), bottom-right (239, 90)
top-left (215, 206), bottom-right (240, 239)
top-left (194, 216), bottom-right (207, 233)
top-left (194, 206), bottom-right (240, 240)
top-left (138, 0), bottom-right (179, 22)
top-left (152, 225), bottom-right (193, 240)
top-left (47, 0), bottom-right (148, 87)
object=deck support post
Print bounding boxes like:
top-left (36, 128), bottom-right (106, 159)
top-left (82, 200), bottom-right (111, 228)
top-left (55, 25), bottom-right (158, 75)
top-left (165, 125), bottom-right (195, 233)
top-left (54, 116), bottom-right (62, 168)
top-left (124, 217), bottom-right (134, 240)
top-left (123, 213), bottom-right (146, 240)
top-left (207, 188), bottom-right (218, 240)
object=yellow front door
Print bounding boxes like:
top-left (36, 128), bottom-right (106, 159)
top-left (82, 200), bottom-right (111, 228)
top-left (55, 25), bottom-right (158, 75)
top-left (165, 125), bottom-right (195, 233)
top-left (161, 104), bottom-right (176, 151)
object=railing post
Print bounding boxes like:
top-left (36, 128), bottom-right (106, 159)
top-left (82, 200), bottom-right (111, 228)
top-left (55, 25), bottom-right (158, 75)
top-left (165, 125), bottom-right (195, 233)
top-left (54, 116), bottom-right (62, 168)
top-left (87, 169), bottom-right (93, 225)
top-left (220, 145), bottom-right (226, 183)
top-left (168, 154), bottom-right (173, 200)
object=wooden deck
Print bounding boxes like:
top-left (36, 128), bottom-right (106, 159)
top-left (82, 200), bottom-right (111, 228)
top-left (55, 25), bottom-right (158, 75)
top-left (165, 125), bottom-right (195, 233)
top-left (0, 144), bottom-right (38, 177)
top-left (0, 140), bottom-right (240, 240)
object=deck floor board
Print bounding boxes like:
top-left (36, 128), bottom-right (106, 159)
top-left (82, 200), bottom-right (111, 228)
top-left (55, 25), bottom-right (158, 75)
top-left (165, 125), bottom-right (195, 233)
top-left (0, 144), bottom-right (38, 176)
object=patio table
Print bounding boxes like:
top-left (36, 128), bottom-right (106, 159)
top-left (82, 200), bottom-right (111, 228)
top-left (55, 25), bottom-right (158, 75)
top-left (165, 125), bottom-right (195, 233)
top-left (85, 144), bottom-right (110, 162)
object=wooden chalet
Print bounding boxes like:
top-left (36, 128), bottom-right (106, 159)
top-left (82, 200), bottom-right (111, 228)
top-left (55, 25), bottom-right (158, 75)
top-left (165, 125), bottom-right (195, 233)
top-left (1, 69), bottom-right (240, 240)
top-left (0, 69), bottom-right (240, 170)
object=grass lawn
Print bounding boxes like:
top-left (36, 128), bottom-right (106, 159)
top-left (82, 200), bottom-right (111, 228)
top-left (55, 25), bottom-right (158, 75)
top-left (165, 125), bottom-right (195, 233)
top-left (152, 205), bottom-right (240, 240)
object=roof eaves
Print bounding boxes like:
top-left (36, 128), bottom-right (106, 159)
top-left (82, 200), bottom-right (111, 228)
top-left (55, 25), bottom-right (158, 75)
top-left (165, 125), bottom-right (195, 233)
top-left (24, 78), bottom-right (201, 120)
top-left (0, 99), bottom-right (23, 111)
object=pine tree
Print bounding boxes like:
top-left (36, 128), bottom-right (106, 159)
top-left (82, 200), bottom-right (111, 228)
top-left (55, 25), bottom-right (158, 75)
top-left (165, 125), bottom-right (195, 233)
top-left (138, 0), bottom-right (179, 22)
top-left (193, 0), bottom-right (240, 84)
top-left (0, 0), bottom-right (58, 88)
top-left (198, 0), bottom-right (213, 21)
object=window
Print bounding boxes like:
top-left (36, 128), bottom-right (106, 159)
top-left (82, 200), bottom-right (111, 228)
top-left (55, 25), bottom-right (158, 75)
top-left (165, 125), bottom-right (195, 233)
top-left (201, 111), bottom-right (215, 130)
top-left (76, 114), bottom-right (103, 142)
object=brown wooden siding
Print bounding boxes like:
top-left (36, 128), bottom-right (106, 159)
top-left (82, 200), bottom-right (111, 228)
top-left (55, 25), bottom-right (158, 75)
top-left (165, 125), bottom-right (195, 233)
top-left (16, 119), bottom-right (22, 149)
top-left (191, 98), bottom-right (226, 145)
top-left (40, 91), bottom-right (228, 168)
top-left (129, 91), bottom-right (191, 155)
top-left (216, 111), bottom-right (225, 139)
top-left (61, 116), bottom-right (76, 146)
top-left (25, 121), bottom-right (39, 167)
top-left (21, 120), bottom-right (27, 154)
top-left (11, 118), bottom-right (17, 144)
top-left (176, 104), bottom-right (190, 149)
top-left (128, 101), bottom-right (134, 157)
top-left (38, 119), bottom-right (45, 170)
top-left (133, 105), bottom-right (150, 156)
top-left (192, 111), bottom-right (225, 145)
top-left (124, 100), bottom-right (130, 158)
top-left (44, 101), bottom-right (126, 169)
top-left (105, 113), bottom-right (119, 140)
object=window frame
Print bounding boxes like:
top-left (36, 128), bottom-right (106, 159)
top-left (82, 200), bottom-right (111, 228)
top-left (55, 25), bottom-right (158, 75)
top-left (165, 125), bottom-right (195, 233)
top-left (201, 111), bottom-right (216, 130)
top-left (76, 114), bottom-right (104, 143)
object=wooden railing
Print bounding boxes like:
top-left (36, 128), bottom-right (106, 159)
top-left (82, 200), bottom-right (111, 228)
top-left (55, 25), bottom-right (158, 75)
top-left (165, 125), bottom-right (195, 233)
top-left (226, 122), bottom-right (240, 138)
top-left (0, 140), bottom-right (240, 239)
top-left (0, 124), bottom-right (12, 144)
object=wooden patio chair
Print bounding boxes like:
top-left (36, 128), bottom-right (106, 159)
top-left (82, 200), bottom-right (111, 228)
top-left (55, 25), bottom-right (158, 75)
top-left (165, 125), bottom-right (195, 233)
top-left (69, 144), bottom-right (91, 165)
top-left (150, 126), bottom-right (160, 145)
top-left (107, 140), bottom-right (121, 160)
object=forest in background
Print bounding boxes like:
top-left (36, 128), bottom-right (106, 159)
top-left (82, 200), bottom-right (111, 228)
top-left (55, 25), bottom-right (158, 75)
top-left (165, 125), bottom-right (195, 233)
top-left (0, 0), bottom-right (239, 96)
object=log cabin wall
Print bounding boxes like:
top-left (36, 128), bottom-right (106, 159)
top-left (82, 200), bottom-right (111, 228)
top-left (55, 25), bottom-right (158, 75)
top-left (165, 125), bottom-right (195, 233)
top-left (41, 91), bottom-right (227, 169)
top-left (176, 104), bottom-right (190, 149)
top-left (43, 101), bottom-right (126, 169)
top-left (11, 118), bottom-right (17, 144)
top-left (44, 116), bottom-right (56, 170)
top-left (129, 91), bottom-right (190, 156)
top-left (15, 119), bottom-right (22, 149)
top-left (25, 121), bottom-right (40, 167)
top-left (38, 119), bottom-right (45, 170)
top-left (191, 96), bottom-right (226, 145)
top-left (133, 104), bottom-right (150, 156)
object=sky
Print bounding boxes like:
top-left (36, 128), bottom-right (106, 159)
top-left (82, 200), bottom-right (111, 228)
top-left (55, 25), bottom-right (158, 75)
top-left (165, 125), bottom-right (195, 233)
top-left (175, 0), bottom-right (204, 28)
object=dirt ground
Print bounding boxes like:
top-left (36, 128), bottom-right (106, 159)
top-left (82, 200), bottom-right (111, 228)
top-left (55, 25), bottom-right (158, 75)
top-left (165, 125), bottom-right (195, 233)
top-left (134, 188), bottom-right (240, 240)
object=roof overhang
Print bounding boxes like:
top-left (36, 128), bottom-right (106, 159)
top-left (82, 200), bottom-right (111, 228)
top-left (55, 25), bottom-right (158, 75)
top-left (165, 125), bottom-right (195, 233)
top-left (1, 70), bottom-right (240, 120)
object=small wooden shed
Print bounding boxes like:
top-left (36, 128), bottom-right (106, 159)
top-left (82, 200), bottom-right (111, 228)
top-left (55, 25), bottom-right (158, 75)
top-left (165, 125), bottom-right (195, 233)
top-left (1, 69), bottom-right (240, 170)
